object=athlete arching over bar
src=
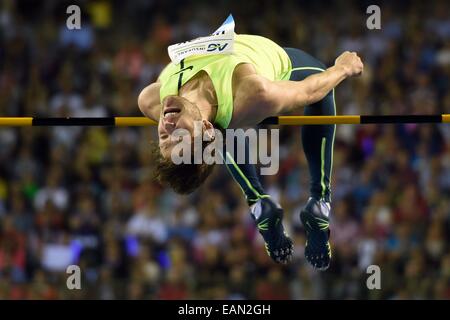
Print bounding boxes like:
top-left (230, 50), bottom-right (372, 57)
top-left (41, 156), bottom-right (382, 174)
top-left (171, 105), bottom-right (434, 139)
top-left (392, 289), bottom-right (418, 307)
top-left (138, 16), bottom-right (363, 269)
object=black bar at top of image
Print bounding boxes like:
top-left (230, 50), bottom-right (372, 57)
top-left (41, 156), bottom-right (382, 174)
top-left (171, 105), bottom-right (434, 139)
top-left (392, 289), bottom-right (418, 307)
top-left (259, 117), bottom-right (278, 125)
top-left (32, 117), bottom-right (116, 126)
top-left (360, 115), bottom-right (442, 124)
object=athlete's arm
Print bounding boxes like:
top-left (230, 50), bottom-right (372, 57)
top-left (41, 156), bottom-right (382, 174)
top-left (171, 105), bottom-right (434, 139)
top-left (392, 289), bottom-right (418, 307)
top-left (138, 81), bottom-right (162, 121)
top-left (232, 51), bottom-right (363, 127)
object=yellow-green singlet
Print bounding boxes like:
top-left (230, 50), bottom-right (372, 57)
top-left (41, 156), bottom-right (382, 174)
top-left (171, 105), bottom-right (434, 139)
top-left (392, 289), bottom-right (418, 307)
top-left (158, 34), bottom-right (292, 129)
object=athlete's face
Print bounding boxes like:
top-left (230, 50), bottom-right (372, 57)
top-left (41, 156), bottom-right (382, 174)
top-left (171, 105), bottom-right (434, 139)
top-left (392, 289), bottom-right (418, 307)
top-left (158, 95), bottom-right (203, 159)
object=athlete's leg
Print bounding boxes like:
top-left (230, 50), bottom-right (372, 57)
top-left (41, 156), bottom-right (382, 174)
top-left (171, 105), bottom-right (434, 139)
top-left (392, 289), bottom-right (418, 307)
top-left (222, 133), bottom-right (293, 264)
top-left (284, 48), bottom-right (335, 270)
top-left (302, 92), bottom-right (335, 202)
top-left (222, 136), bottom-right (267, 206)
top-left (284, 48), bottom-right (335, 202)
top-left (300, 91), bottom-right (335, 270)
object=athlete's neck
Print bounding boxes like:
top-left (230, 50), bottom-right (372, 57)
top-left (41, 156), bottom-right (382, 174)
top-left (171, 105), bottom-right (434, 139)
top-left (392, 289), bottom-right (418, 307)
top-left (179, 71), bottom-right (218, 123)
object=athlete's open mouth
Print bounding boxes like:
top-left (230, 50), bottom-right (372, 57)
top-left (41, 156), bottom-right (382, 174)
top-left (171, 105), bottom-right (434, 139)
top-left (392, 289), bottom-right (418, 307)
top-left (163, 107), bottom-right (181, 119)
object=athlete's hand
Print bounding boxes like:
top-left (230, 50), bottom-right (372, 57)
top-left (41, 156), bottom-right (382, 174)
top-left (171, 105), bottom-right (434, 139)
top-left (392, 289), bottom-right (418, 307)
top-left (334, 51), bottom-right (363, 77)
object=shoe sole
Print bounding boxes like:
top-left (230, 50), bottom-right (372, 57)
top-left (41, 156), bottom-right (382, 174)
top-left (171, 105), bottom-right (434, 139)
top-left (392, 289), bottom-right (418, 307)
top-left (258, 209), bottom-right (294, 265)
top-left (300, 208), bottom-right (331, 270)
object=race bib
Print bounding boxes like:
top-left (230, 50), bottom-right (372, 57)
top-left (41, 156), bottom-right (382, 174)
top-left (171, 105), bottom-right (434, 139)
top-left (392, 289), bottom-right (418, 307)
top-left (167, 14), bottom-right (235, 64)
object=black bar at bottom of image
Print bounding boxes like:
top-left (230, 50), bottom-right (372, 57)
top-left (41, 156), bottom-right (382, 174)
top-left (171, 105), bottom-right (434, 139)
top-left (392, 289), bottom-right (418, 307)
top-left (0, 300), bottom-right (445, 319)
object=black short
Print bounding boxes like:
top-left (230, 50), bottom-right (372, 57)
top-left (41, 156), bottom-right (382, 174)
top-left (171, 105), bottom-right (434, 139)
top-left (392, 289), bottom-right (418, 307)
top-left (283, 47), bottom-right (327, 81)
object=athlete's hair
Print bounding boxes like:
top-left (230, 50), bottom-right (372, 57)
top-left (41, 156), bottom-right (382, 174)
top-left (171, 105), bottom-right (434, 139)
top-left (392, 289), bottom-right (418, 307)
top-left (151, 130), bottom-right (222, 194)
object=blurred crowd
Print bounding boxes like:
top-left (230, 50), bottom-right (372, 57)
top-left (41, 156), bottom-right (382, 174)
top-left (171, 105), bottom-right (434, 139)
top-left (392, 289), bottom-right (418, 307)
top-left (0, 0), bottom-right (449, 299)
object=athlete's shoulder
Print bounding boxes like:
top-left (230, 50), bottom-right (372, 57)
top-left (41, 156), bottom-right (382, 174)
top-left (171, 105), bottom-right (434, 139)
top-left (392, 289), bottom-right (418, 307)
top-left (158, 62), bottom-right (178, 81)
top-left (138, 82), bottom-right (161, 121)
